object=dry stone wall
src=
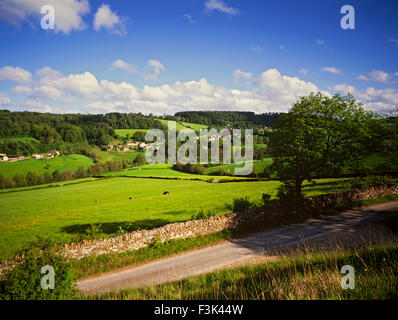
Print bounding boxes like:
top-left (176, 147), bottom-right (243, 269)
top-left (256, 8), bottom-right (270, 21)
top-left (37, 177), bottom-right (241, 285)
top-left (63, 185), bottom-right (398, 259)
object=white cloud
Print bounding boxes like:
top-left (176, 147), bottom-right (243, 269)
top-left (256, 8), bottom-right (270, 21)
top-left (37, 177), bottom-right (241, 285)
top-left (111, 59), bottom-right (138, 73)
top-left (321, 67), bottom-right (343, 75)
top-left (279, 45), bottom-right (285, 49)
top-left (333, 83), bottom-right (398, 113)
top-left (368, 70), bottom-right (389, 83)
top-left (254, 68), bottom-right (322, 106)
top-left (298, 68), bottom-right (308, 76)
top-left (357, 70), bottom-right (390, 83)
top-left (0, 66), bottom-right (32, 83)
top-left (0, 0), bottom-right (90, 34)
top-left (182, 14), bottom-right (196, 24)
top-left (0, 92), bottom-right (11, 106)
top-left (8, 65), bottom-right (397, 115)
top-left (357, 74), bottom-right (369, 81)
top-left (12, 86), bottom-right (33, 95)
top-left (316, 39), bottom-right (325, 45)
top-left (145, 59), bottom-right (165, 81)
top-left (36, 66), bottom-right (63, 80)
top-left (394, 72), bottom-right (398, 77)
top-left (233, 69), bottom-right (252, 83)
top-left (52, 71), bottom-right (102, 99)
top-left (250, 45), bottom-right (263, 52)
top-left (93, 3), bottom-right (126, 36)
top-left (205, 0), bottom-right (239, 15)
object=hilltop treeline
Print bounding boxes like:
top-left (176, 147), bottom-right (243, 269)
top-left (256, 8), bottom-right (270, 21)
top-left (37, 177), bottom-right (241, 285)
top-left (173, 111), bottom-right (282, 128)
top-left (0, 110), bottom-right (165, 155)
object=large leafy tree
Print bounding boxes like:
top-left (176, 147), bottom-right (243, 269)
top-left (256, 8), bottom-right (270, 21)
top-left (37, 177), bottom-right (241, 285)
top-left (269, 92), bottom-right (378, 199)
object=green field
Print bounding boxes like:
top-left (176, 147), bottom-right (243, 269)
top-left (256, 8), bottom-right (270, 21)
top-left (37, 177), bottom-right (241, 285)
top-left (96, 150), bottom-right (143, 163)
top-left (0, 155), bottom-right (94, 178)
top-left (114, 129), bottom-right (148, 138)
top-left (156, 119), bottom-right (208, 131)
top-left (103, 164), bottom-right (253, 181)
top-left (0, 174), bottom-right (346, 261)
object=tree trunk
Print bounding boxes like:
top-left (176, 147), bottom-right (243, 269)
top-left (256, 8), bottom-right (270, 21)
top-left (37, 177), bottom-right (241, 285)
top-left (295, 178), bottom-right (304, 200)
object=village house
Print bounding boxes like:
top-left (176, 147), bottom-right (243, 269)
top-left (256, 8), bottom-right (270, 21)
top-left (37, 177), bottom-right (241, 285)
top-left (32, 154), bottom-right (43, 160)
top-left (127, 142), bottom-right (139, 149)
top-left (0, 154), bottom-right (8, 162)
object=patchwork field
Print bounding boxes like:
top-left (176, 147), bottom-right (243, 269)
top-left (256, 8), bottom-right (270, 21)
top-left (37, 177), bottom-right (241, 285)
top-left (156, 119), bottom-right (208, 131)
top-left (0, 154), bottom-right (94, 178)
top-left (114, 129), bottom-right (149, 137)
top-left (0, 172), bottom-right (346, 261)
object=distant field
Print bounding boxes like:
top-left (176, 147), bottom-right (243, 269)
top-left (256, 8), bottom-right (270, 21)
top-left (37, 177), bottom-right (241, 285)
top-left (0, 137), bottom-right (39, 143)
top-left (103, 164), bottom-right (253, 181)
top-left (114, 129), bottom-right (148, 138)
top-left (156, 119), bottom-right (208, 131)
top-left (0, 174), bottom-right (347, 260)
top-left (208, 159), bottom-right (273, 175)
top-left (0, 154), bottom-right (94, 178)
top-left (96, 150), bottom-right (143, 163)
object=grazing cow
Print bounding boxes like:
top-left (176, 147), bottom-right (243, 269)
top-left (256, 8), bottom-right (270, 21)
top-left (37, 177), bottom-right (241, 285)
top-left (95, 200), bottom-right (99, 203)
top-left (129, 197), bottom-right (132, 200)
top-left (163, 191), bottom-right (170, 196)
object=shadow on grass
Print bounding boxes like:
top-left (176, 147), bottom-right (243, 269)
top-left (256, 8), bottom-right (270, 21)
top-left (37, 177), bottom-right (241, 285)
top-left (61, 219), bottom-right (172, 235)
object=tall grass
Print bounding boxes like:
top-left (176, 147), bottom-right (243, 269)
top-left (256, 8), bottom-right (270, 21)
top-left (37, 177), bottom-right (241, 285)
top-left (88, 243), bottom-right (398, 300)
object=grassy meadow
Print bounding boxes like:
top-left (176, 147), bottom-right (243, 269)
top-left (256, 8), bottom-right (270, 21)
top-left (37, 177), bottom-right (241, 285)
top-left (0, 154), bottom-right (93, 179)
top-left (114, 129), bottom-right (149, 137)
top-left (0, 167), bottom-right (348, 261)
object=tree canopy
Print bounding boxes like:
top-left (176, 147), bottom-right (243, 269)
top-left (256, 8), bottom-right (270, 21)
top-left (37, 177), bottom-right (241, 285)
top-left (269, 92), bottom-right (378, 199)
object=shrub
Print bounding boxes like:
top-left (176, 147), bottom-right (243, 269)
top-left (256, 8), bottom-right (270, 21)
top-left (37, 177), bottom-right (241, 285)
top-left (148, 236), bottom-right (163, 249)
top-left (84, 224), bottom-right (103, 239)
top-left (262, 193), bottom-right (272, 205)
top-left (347, 175), bottom-right (396, 191)
top-left (0, 245), bottom-right (76, 300)
top-left (191, 209), bottom-right (217, 220)
top-left (228, 197), bottom-right (254, 212)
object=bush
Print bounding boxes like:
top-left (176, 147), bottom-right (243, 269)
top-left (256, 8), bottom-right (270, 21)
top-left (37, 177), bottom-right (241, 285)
top-left (84, 224), bottom-right (103, 239)
top-left (346, 175), bottom-right (396, 191)
top-left (191, 209), bottom-right (217, 220)
top-left (262, 193), bottom-right (272, 205)
top-left (228, 197), bottom-right (254, 212)
top-left (0, 245), bottom-right (76, 300)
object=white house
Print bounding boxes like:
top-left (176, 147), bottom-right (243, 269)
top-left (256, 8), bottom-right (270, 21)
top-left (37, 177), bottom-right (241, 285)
top-left (0, 154), bottom-right (8, 162)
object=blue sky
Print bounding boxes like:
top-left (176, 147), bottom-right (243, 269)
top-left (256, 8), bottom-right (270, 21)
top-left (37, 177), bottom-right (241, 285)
top-left (0, 0), bottom-right (397, 114)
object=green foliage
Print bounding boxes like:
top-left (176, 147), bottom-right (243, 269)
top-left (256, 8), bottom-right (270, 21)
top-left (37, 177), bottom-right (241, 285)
top-left (269, 92), bottom-right (378, 199)
top-left (261, 193), bottom-right (272, 205)
top-left (133, 154), bottom-right (146, 166)
top-left (0, 244), bottom-right (76, 300)
top-left (84, 224), bottom-right (103, 239)
top-left (227, 196), bottom-right (254, 212)
top-left (347, 175), bottom-right (396, 191)
top-left (191, 208), bottom-right (217, 220)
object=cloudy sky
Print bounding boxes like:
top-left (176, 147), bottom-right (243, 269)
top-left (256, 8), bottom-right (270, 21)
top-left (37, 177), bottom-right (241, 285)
top-left (0, 0), bottom-right (397, 115)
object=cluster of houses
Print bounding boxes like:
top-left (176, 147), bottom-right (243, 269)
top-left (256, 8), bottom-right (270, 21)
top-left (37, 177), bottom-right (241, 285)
top-left (31, 150), bottom-right (60, 160)
top-left (108, 142), bottom-right (152, 152)
top-left (0, 150), bottom-right (60, 163)
top-left (0, 154), bottom-right (25, 162)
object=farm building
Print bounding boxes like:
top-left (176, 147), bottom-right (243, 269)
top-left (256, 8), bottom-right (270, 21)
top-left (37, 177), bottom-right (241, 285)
top-left (0, 154), bottom-right (8, 162)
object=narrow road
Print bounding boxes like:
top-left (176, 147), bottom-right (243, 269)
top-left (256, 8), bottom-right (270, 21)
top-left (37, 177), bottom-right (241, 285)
top-left (77, 201), bottom-right (398, 295)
